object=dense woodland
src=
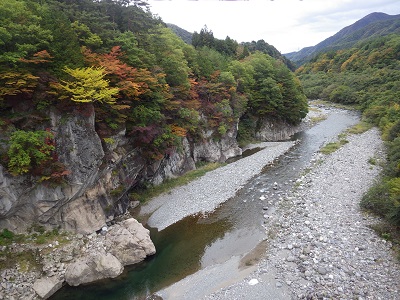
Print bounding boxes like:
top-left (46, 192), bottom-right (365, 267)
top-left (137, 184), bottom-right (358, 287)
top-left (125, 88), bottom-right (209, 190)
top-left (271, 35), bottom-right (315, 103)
top-left (0, 0), bottom-right (307, 181)
top-left (297, 34), bottom-right (400, 226)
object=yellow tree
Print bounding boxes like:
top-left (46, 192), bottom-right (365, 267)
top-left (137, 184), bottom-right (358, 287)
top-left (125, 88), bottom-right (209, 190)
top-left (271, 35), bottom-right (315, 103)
top-left (57, 66), bottom-right (119, 104)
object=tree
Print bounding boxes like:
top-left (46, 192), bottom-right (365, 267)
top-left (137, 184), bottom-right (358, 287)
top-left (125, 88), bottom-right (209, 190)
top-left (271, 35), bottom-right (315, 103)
top-left (0, 0), bottom-right (52, 65)
top-left (192, 25), bottom-right (215, 49)
top-left (145, 26), bottom-right (191, 92)
top-left (71, 21), bottom-right (103, 49)
top-left (112, 31), bottom-right (149, 68)
top-left (56, 66), bottom-right (119, 104)
top-left (40, 8), bottom-right (84, 72)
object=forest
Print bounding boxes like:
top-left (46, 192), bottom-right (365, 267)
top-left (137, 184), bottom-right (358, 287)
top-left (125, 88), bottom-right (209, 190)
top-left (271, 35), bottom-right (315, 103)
top-left (0, 0), bottom-right (307, 181)
top-left (297, 34), bottom-right (400, 226)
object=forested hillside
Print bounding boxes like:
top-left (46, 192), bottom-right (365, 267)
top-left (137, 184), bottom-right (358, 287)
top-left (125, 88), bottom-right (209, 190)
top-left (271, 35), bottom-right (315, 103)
top-left (0, 0), bottom-right (307, 182)
top-left (296, 33), bottom-right (400, 225)
top-left (166, 23), bottom-right (193, 44)
top-left (286, 12), bottom-right (400, 66)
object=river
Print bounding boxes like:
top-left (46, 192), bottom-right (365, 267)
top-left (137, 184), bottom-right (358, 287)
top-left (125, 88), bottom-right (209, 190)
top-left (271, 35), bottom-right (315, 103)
top-left (51, 107), bottom-right (359, 300)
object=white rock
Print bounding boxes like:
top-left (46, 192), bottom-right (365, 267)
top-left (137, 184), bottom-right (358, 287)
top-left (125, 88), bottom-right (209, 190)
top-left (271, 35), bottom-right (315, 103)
top-left (248, 279), bottom-right (259, 286)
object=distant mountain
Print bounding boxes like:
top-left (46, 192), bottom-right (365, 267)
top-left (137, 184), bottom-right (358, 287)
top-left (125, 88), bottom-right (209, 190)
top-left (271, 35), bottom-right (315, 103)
top-left (167, 23), bottom-right (193, 44)
top-left (285, 12), bottom-right (400, 66)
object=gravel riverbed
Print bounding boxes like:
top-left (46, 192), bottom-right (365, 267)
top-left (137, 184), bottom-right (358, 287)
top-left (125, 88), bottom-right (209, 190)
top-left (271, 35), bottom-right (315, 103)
top-left (153, 119), bottom-right (400, 299)
top-left (204, 127), bottom-right (400, 299)
top-left (141, 141), bottom-right (296, 230)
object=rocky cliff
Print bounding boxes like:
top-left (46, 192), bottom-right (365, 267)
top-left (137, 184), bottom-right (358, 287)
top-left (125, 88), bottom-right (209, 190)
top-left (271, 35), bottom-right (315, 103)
top-left (0, 105), bottom-right (300, 235)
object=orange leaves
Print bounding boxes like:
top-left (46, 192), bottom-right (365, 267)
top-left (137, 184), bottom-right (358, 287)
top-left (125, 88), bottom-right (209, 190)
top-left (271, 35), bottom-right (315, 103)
top-left (84, 46), bottom-right (129, 78)
top-left (171, 124), bottom-right (187, 137)
top-left (19, 50), bottom-right (53, 64)
top-left (0, 71), bottom-right (39, 98)
top-left (83, 46), bottom-right (158, 101)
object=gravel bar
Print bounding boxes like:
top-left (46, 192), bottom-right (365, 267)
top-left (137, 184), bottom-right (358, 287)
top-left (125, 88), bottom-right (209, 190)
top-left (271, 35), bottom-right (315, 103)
top-left (206, 127), bottom-right (400, 299)
top-left (141, 141), bottom-right (296, 231)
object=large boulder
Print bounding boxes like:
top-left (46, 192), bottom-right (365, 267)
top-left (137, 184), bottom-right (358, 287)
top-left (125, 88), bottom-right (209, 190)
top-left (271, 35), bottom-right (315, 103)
top-left (65, 252), bottom-right (123, 286)
top-left (33, 276), bottom-right (64, 299)
top-left (105, 218), bottom-right (156, 265)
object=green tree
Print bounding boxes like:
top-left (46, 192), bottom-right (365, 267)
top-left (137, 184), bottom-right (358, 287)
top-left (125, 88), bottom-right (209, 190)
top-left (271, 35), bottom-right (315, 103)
top-left (0, 0), bottom-right (52, 65)
top-left (40, 8), bottom-right (84, 71)
top-left (146, 26), bottom-right (191, 92)
top-left (192, 25), bottom-right (215, 49)
top-left (112, 31), bottom-right (150, 68)
top-left (71, 21), bottom-right (103, 49)
top-left (8, 130), bottom-right (55, 175)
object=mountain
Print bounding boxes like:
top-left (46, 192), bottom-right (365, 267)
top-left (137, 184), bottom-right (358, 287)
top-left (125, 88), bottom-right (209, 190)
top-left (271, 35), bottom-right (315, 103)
top-left (285, 12), bottom-right (400, 66)
top-left (167, 23), bottom-right (193, 44)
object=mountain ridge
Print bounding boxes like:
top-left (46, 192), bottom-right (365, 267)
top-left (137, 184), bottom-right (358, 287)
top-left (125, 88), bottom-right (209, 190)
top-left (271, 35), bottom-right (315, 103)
top-left (285, 12), bottom-right (400, 66)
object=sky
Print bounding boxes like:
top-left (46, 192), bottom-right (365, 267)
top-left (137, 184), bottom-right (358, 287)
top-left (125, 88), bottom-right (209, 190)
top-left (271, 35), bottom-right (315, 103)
top-left (147, 0), bottom-right (400, 53)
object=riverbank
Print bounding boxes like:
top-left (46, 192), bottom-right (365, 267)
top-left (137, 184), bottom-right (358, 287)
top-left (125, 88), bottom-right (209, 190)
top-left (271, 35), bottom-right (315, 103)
top-left (203, 127), bottom-right (400, 299)
top-left (0, 105), bottom-right (323, 300)
top-left (140, 141), bottom-right (296, 231)
top-left (155, 125), bottom-right (400, 299)
top-left (139, 102), bottom-right (331, 231)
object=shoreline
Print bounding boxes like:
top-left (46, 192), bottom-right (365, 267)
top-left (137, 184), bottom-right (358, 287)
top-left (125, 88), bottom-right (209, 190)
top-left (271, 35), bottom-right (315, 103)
top-left (139, 102), bottom-right (333, 232)
top-left (199, 127), bottom-right (399, 299)
top-left (154, 124), bottom-right (400, 299)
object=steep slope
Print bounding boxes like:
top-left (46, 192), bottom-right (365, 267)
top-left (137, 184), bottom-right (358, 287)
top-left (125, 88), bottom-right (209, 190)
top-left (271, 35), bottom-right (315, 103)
top-left (285, 12), bottom-right (400, 66)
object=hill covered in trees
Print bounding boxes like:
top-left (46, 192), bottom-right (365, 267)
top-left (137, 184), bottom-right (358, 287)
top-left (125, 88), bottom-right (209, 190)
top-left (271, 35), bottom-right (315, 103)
top-left (0, 0), bottom-right (307, 191)
top-left (296, 33), bottom-right (400, 226)
top-left (166, 23), bottom-right (193, 44)
top-left (285, 12), bottom-right (400, 66)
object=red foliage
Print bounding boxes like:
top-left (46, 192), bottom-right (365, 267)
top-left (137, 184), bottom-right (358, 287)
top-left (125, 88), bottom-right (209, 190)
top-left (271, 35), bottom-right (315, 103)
top-left (83, 46), bottom-right (157, 100)
top-left (129, 125), bottom-right (159, 145)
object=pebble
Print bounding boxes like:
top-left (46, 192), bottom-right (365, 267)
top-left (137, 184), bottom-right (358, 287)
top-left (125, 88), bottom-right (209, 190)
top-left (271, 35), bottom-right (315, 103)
top-left (248, 279), bottom-right (258, 286)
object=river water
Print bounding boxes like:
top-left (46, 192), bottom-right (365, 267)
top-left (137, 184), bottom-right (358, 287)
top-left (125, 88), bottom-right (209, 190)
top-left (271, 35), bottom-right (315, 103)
top-left (51, 108), bottom-right (359, 300)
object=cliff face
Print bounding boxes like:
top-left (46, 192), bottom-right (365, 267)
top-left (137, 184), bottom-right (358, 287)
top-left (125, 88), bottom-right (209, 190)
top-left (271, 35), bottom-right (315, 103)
top-left (0, 106), bottom-right (299, 234)
top-left (256, 118), bottom-right (304, 141)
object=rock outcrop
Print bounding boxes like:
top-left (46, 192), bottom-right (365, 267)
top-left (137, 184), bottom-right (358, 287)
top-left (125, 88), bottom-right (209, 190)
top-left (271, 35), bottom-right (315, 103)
top-left (193, 122), bottom-right (242, 163)
top-left (64, 217), bottom-right (155, 287)
top-left (0, 101), bottom-right (302, 235)
top-left (255, 118), bottom-right (303, 141)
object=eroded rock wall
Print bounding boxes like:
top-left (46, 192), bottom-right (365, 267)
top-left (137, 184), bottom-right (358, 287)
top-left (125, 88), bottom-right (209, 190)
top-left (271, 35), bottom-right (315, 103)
top-left (255, 118), bottom-right (304, 141)
top-left (0, 108), bottom-right (245, 234)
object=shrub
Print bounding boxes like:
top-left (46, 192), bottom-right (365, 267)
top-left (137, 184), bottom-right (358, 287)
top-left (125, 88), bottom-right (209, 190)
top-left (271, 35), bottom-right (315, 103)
top-left (0, 229), bottom-right (14, 240)
top-left (7, 130), bottom-right (55, 175)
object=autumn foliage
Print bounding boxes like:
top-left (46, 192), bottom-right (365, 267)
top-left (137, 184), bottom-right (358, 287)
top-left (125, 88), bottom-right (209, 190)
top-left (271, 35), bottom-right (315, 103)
top-left (0, 0), bottom-right (308, 178)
